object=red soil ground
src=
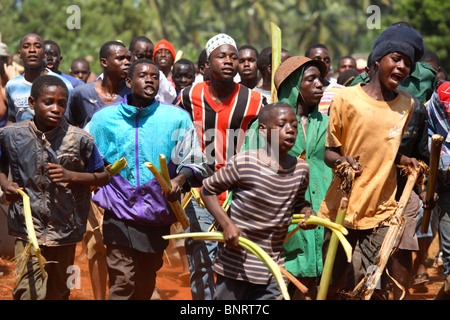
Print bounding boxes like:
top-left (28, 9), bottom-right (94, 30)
top-left (0, 237), bottom-right (444, 300)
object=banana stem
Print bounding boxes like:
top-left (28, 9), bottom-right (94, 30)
top-left (316, 197), bottom-right (348, 300)
top-left (163, 231), bottom-right (292, 300)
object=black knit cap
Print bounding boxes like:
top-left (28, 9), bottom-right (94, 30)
top-left (372, 24), bottom-right (425, 64)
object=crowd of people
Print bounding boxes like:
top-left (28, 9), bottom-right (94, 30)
top-left (0, 20), bottom-right (449, 301)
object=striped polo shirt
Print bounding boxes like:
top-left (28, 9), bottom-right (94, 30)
top-left (202, 150), bottom-right (310, 285)
top-left (178, 81), bottom-right (265, 173)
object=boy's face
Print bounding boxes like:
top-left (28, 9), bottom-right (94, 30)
top-left (126, 63), bottom-right (159, 102)
top-left (44, 43), bottom-right (62, 72)
top-left (260, 107), bottom-right (298, 154)
top-left (338, 58), bottom-right (356, 74)
top-left (101, 45), bottom-right (131, 80)
top-left (308, 48), bottom-right (331, 73)
top-left (19, 34), bottom-right (44, 69)
top-left (130, 41), bottom-right (154, 62)
top-left (154, 48), bottom-right (174, 70)
top-left (238, 48), bottom-right (258, 82)
top-left (173, 63), bottom-right (195, 93)
top-left (70, 61), bottom-right (90, 83)
top-left (29, 85), bottom-right (67, 132)
top-left (300, 65), bottom-right (324, 107)
top-left (376, 52), bottom-right (411, 91)
top-left (207, 44), bottom-right (238, 82)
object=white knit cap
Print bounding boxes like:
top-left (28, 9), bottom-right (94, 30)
top-left (205, 33), bottom-right (237, 58)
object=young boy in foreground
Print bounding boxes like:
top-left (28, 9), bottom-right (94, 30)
top-left (200, 102), bottom-right (316, 300)
top-left (0, 75), bottom-right (110, 299)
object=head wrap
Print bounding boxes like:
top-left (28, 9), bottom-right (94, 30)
top-left (274, 56), bottom-right (327, 109)
top-left (205, 33), bottom-right (237, 58)
top-left (372, 25), bottom-right (425, 64)
top-left (153, 39), bottom-right (176, 62)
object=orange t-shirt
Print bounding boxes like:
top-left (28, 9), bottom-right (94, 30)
top-left (318, 83), bottom-right (414, 230)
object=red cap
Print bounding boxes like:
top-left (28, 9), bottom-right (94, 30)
top-left (153, 39), bottom-right (176, 62)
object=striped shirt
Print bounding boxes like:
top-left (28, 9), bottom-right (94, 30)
top-left (318, 83), bottom-right (345, 115)
top-left (202, 150), bottom-right (310, 285)
top-left (178, 81), bottom-right (265, 173)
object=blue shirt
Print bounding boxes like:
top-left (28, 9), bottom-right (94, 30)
top-left (5, 69), bottom-right (74, 123)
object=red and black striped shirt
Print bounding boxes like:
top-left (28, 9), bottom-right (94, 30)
top-left (178, 81), bottom-right (266, 173)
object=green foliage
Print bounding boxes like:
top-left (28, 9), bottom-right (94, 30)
top-left (0, 0), bottom-right (447, 75)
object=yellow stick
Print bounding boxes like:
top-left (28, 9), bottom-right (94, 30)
top-left (270, 21), bottom-right (282, 103)
top-left (145, 161), bottom-right (190, 230)
top-left (163, 231), bottom-right (291, 300)
top-left (17, 189), bottom-right (47, 280)
top-left (91, 156), bottom-right (128, 192)
top-left (316, 197), bottom-right (349, 300)
top-left (421, 134), bottom-right (443, 233)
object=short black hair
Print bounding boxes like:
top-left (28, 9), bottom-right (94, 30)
top-left (420, 50), bottom-right (440, 66)
top-left (305, 43), bottom-right (329, 57)
top-left (257, 47), bottom-right (289, 75)
top-left (30, 75), bottom-right (69, 100)
top-left (338, 55), bottom-right (356, 65)
top-left (127, 58), bottom-right (158, 79)
top-left (173, 58), bottom-right (195, 72)
top-left (129, 36), bottom-right (153, 52)
top-left (257, 47), bottom-right (271, 75)
top-left (197, 49), bottom-right (207, 68)
top-left (258, 102), bottom-right (293, 125)
top-left (44, 40), bottom-right (61, 54)
top-left (99, 40), bottom-right (127, 60)
top-left (71, 57), bottom-right (90, 68)
top-left (238, 44), bottom-right (259, 59)
top-left (19, 33), bottom-right (43, 47)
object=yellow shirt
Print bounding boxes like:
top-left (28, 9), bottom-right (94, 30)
top-left (318, 83), bottom-right (414, 230)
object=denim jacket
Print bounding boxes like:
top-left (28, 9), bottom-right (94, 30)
top-left (0, 118), bottom-right (95, 246)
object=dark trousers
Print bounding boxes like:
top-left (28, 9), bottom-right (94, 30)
top-left (13, 239), bottom-right (76, 300)
top-left (106, 244), bottom-right (164, 300)
top-left (322, 225), bottom-right (388, 294)
top-left (214, 274), bottom-right (282, 300)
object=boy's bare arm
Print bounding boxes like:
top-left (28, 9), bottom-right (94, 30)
top-left (165, 173), bottom-right (186, 202)
top-left (395, 153), bottom-right (419, 169)
top-left (324, 147), bottom-right (362, 175)
top-left (46, 163), bottom-right (110, 187)
top-left (200, 186), bottom-right (241, 248)
top-left (0, 171), bottom-right (20, 203)
top-left (298, 207), bottom-right (318, 230)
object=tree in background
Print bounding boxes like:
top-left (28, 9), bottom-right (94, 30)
top-left (0, 0), bottom-right (447, 75)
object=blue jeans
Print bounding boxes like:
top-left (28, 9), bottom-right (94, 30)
top-left (438, 192), bottom-right (450, 277)
top-left (184, 199), bottom-right (218, 300)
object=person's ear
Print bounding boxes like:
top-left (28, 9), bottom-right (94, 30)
top-left (267, 64), bottom-right (272, 75)
top-left (258, 123), bottom-right (268, 139)
top-left (100, 57), bottom-right (107, 69)
top-left (28, 96), bottom-right (35, 110)
top-left (374, 60), bottom-right (380, 70)
top-left (125, 76), bottom-right (132, 89)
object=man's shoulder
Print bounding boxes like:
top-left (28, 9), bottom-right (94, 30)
top-left (69, 81), bottom-right (96, 98)
top-left (156, 101), bottom-right (193, 122)
top-left (47, 70), bottom-right (74, 91)
top-left (61, 73), bottom-right (85, 88)
top-left (5, 74), bottom-right (27, 90)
